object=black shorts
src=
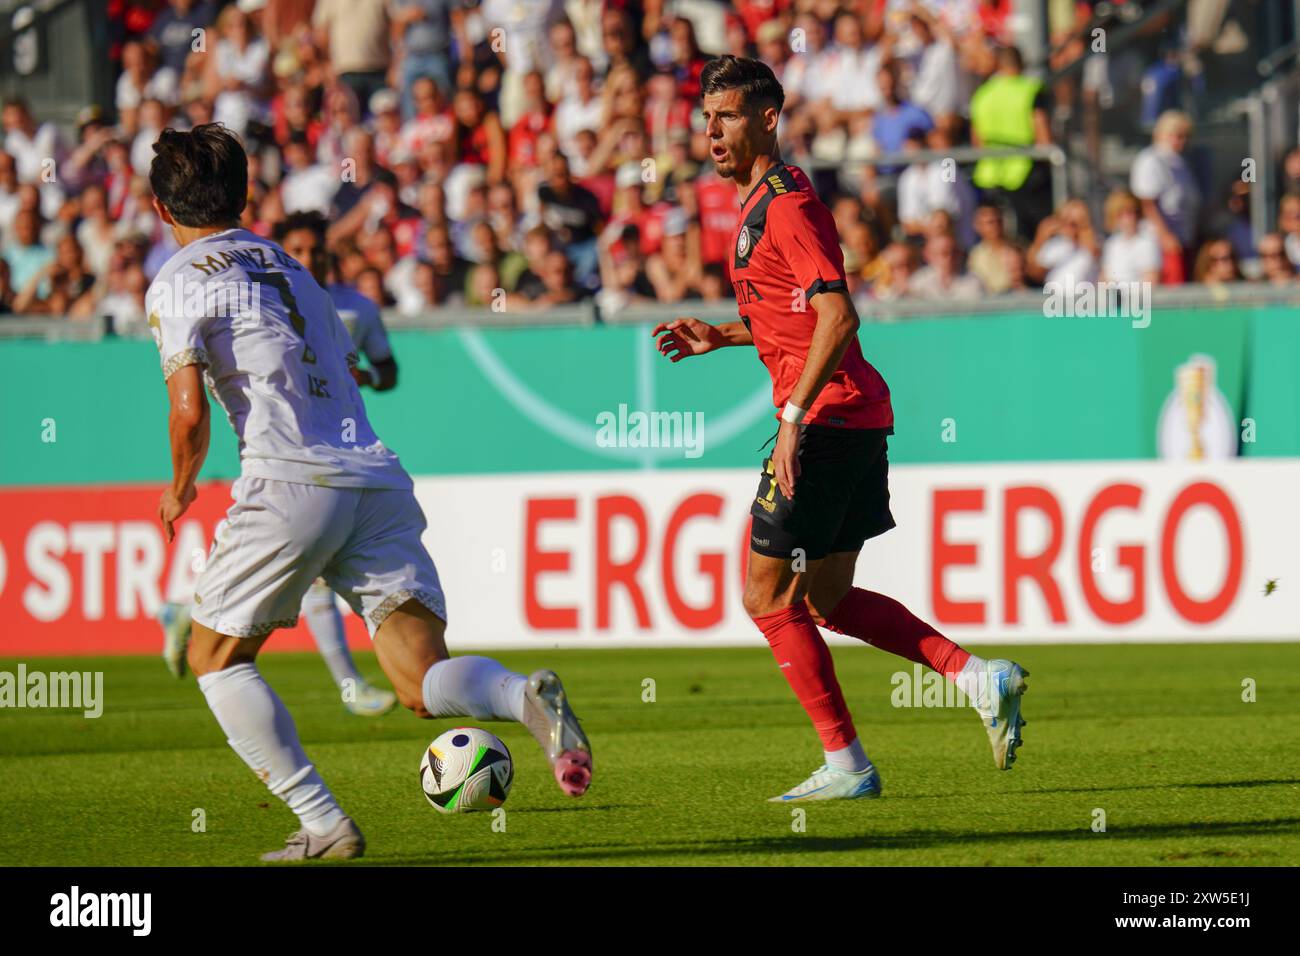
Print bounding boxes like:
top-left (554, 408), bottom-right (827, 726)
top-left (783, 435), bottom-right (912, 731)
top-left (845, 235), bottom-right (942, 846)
top-left (749, 425), bottom-right (896, 562)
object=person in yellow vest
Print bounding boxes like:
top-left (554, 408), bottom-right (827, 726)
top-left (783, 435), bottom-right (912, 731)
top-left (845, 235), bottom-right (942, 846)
top-left (970, 46), bottom-right (1054, 240)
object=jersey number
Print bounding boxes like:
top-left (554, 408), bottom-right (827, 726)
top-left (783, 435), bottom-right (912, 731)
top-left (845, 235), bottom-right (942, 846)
top-left (250, 271), bottom-right (317, 365)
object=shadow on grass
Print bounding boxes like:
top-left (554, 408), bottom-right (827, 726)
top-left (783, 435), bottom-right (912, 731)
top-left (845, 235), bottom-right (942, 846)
top-left (374, 816), bottom-right (1300, 866)
top-left (1005, 778), bottom-right (1300, 798)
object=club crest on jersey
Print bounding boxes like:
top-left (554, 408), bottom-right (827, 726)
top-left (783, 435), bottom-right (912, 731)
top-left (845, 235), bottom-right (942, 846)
top-left (737, 225), bottom-right (753, 260)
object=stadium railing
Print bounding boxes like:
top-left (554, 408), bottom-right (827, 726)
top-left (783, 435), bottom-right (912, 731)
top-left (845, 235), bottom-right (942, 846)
top-left (4, 281), bottom-right (1298, 341)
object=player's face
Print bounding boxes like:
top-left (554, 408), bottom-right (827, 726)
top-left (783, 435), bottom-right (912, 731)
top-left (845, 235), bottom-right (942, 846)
top-left (702, 89), bottom-right (776, 181)
top-left (282, 228), bottom-right (327, 284)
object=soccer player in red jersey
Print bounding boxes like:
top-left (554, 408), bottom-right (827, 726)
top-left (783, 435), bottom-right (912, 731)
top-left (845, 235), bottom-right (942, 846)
top-left (654, 56), bottom-right (1030, 802)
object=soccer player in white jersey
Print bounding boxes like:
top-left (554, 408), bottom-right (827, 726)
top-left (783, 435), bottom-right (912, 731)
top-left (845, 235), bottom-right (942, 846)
top-left (147, 125), bottom-right (593, 861)
top-left (157, 211), bottom-right (401, 718)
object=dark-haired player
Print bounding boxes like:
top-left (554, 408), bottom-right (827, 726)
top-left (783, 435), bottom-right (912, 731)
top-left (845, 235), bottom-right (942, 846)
top-left (654, 57), bottom-right (1029, 802)
top-left (148, 125), bottom-right (592, 860)
top-left (157, 211), bottom-right (401, 717)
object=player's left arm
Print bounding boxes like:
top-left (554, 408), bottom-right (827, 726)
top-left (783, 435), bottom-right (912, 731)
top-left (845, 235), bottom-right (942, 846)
top-left (350, 299), bottom-right (399, 391)
top-left (160, 364), bottom-right (210, 543)
top-left (770, 194), bottom-right (861, 499)
top-left (772, 289), bottom-right (860, 499)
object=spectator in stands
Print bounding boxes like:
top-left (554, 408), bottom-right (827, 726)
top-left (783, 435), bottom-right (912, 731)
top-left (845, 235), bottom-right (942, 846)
top-left (204, 5), bottom-right (270, 137)
top-left (150, 0), bottom-right (219, 76)
top-left (1100, 190), bottom-right (1161, 286)
top-left (537, 152), bottom-right (603, 287)
top-left (896, 126), bottom-right (976, 247)
top-left (1001, 244), bottom-right (1031, 293)
top-left (1256, 232), bottom-right (1294, 285)
top-left (871, 240), bottom-right (918, 302)
top-left (822, 10), bottom-right (886, 159)
top-left (872, 62), bottom-right (934, 174)
top-left (467, 218), bottom-right (527, 291)
top-left (1131, 110), bottom-right (1201, 283)
top-left (117, 41), bottom-right (179, 138)
top-left (280, 131), bottom-right (337, 214)
top-left (645, 208), bottom-right (701, 303)
top-left (553, 56), bottom-right (604, 162)
top-left (908, 231), bottom-right (984, 300)
top-left (97, 236), bottom-right (150, 332)
top-left (13, 234), bottom-right (96, 317)
top-left (1278, 146), bottom-right (1300, 198)
top-left (0, 257), bottom-right (13, 314)
top-left (967, 204), bottom-right (1015, 294)
top-left (3, 208), bottom-right (53, 292)
top-left (392, 0), bottom-right (455, 116)
top-left (1028, 199), bottom-right (1099, 287)
top-left (1192, 237), bottom-right (1240, 286)
top-left (545, 18), bottom-right (584, 103)
top-left (1279, 192), bottom-right (1300, 269)
top-left (3, 98), bottom-right (66, 191)
top-left (452, 88), bottom-right (507, 184)
top-left (354, 264), bottom-right (392, 306)
top-left (464, 260), bottom-right (505, 309)
top-left (596, 222), bottom-right (657, 315)
top-left (970, 45), bottom-right (1053, 240)
top-left (313, 0), bottom-right (391, 116)
top-left (519, 248), bottom-right (587, 309)
top-left (0, 149), bottom-right (19, 236)
top-left (1210, 179), bottom-right (1255, 265)
top-left (75, 183), bottom-right (118, 280)
top-left (907, 10), bottom-right (962, 128)
top-left (781, 12), bottom-right (830, 119)
top-left (424, 221), bottom-right (472, 299)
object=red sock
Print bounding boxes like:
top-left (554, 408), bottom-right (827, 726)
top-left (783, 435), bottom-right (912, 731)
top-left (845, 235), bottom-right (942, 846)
top-left (751, 603), bottom-right (857, 751)
top-left (821, 588), bottom-right (971, 679)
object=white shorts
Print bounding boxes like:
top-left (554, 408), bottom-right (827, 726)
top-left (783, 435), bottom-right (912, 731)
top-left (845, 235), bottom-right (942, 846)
top-left (191, 476), bottom-right (445, 639)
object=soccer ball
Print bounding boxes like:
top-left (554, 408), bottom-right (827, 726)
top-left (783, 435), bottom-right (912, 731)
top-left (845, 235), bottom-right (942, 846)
top-left (419, 727), bottom-right (514, 813)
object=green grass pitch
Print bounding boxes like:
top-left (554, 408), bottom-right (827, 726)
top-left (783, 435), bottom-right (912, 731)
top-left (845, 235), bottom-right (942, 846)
top-left (1, 644), bottom-right (1297, 866)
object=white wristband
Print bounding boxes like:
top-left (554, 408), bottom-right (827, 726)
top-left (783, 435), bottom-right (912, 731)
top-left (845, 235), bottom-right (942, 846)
top-left (368, 367), bottom-right (381, 387)
top-left (781, 401), bottom-right (807, 425)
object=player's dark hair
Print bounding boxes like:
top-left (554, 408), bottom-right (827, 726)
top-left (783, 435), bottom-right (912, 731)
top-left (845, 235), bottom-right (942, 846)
top-left (700, 55), bottom-right (784, 114)
top-left (273, 210), bottom-right (328, 244)
top-left (149, 124), bottom-right (248, 227)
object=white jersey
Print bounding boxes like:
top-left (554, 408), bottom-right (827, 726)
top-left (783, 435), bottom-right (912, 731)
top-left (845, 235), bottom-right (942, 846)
top-left (328, 283), bottom-right (392, 364)
top-left (147, 228), bottom-right (411, 490)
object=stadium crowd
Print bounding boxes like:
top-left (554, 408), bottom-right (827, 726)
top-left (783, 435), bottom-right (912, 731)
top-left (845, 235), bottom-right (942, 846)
top-left (0, 0), bottom-right (1295, 328)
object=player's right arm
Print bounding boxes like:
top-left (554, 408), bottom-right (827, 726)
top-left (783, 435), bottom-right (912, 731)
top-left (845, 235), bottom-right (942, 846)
top-left (150, 263), bottom-right (213, 542)
top-left (160, 363), bottom-right (210, 543)
top-left (652, 317), bottom-right (753, 362)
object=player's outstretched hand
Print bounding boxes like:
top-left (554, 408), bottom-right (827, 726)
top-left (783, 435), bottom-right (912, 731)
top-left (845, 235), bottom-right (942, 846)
top-left (158, 484), bottom-right (197, 544)
top-left (652, 317), bottom-right (724, 362)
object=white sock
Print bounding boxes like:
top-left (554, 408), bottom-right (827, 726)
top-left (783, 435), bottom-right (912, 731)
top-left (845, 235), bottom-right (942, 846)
top-left (421, 656), bottom-right (527, 722)
top-left (197, 663), bottom-right (345, 836)
top-left (302, 584), bottom-right (363, 692)
top-left (953, 654), bottom-right (991, 713)
top-left (825, 737), bottom-right (871, 773)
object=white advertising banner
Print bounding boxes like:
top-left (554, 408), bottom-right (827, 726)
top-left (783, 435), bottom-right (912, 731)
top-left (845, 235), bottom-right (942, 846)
top-left (413, 460), bottom-right (1300, 646)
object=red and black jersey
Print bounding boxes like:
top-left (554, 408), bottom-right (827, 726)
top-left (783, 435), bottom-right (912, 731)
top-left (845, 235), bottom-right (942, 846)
top-left (730, 162), bottom-right (893, 429)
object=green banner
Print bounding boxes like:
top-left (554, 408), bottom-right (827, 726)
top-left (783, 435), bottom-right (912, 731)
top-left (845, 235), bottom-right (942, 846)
top-left (1, 307), bottom-right (1293, 488)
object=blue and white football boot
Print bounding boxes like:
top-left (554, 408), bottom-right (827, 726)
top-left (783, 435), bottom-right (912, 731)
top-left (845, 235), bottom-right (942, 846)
top-left (979, 659), bottom-right (1029, 770)
top-left (768, 763), bottom-right (882, 803)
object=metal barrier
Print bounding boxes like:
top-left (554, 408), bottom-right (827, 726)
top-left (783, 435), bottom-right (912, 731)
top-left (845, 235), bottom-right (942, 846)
top-left (5, 280), bottom-right (1298, 341)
